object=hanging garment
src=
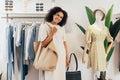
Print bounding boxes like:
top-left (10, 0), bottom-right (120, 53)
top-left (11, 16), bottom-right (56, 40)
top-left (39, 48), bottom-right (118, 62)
top-left (85, 25), bottom-right (113, 71)
top-left (25, 25), bottom-right (39, 62)
top-left (14, 24), bottom-right (39, 80)
top-left (6, 25), bottom-right (14, 80)
top-left (14, 24), bottom-right (28, 80)
top-left (20, 27), bottom-right (28, 80)
top-left (24, 24), bottom-right (32, 62)
top-left (38, 22), bottom-right (66, 80)
top-left (14, 24), bottom-right (25, 71)
top-left (15, 24), bottom-right (24, 47)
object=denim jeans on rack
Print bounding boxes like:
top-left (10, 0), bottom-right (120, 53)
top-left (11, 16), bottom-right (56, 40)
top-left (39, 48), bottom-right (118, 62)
top-left (21, 28), bottom-right (25, 80)
top-left (27, 26), bottom-right (39, 62)
top-left (21, 27), bottom-right (28, 80)
top-left (7, 25), bottom-right (14, 80)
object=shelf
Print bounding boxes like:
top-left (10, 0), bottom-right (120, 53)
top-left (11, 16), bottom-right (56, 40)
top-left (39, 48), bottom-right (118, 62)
top-left (1, 12), bottom-right (47, 19)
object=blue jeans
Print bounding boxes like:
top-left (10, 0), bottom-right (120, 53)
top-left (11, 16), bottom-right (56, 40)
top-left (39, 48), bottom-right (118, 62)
top-left (7, 26), bottom-right (14, 80)
top-left (21, 27), bottom-right (28, 80)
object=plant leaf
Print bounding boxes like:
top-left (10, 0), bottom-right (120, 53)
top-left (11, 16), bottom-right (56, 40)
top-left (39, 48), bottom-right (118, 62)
top-left (106, 47), bottom-right (114, 61)
top-left (104, 39), bottom-right (108, 50)
top-left (85, 6), bottom-right (96, 25)
top-left (75, 23), bottom-right (86, 34)
top-left (105, 5), bottom-right (113, 28)
top-left (110, 19), bottom-right (120, 40)
top-left (104, 5), bottom-right (114, 62)
top-left (109, 21), bottom-right (113, 36)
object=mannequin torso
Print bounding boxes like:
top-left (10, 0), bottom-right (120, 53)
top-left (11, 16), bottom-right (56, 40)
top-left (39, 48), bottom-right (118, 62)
top-left (93, 21), bottom-right (105, 31)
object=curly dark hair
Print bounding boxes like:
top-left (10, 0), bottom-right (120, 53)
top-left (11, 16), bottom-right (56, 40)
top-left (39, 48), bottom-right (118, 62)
top-left (45, 7), bottom-right (68, 27)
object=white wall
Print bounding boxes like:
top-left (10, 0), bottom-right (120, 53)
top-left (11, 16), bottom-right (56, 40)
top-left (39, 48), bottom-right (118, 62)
top-left (0, 0), bottom-right (120, 80)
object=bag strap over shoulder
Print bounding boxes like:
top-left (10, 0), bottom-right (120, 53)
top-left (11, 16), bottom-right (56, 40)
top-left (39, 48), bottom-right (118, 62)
top-left (67, 53), bottom-right (78, 71)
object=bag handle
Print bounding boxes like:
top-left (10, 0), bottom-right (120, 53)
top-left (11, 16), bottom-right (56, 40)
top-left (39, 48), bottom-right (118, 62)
top-left (67, 53), bottom-right (78, 71)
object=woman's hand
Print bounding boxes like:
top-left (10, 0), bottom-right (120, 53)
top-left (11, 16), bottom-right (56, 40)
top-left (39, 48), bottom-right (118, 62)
top-left (82, 53), bottom-right (86, 64)
top-left (47, 22), bottom-right (57, 34)
top-left (41, 41), bottom-right (47, 47)
top-left (51, 27), bottom-right (57, 34)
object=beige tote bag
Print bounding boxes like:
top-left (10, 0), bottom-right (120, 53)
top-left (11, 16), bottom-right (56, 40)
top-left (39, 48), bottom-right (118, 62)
top-left (33, 41), bottom-right (58, 71)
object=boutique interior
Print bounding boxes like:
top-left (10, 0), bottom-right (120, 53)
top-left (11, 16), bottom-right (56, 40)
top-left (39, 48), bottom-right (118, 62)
top-left (0, 0), bottom-right (120, 80)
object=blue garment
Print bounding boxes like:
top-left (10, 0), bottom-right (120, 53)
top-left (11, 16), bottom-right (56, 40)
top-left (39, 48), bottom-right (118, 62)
top-left (27, 26), bottom-right (39, 62)
top-left (23, 65), bottom-right (28, 78)
top-left (7, 25), bottom-right (14, 80)
top-left (21, 26), bottom-right (28, 80)
top-left (15, 25), bottom-right (24, 70)
top-left (20, 27), bottom-right (26, 80)
top-left (14, 24), bottom-right (39, 80)
top-left (35, 26), bottom-right (39, 41)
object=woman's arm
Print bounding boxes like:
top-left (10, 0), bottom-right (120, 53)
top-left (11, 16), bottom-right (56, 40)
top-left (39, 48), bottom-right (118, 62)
top-left (42, 27), bottom-right (57, 47)
top-left (64, 41), bottom-right (69, 67)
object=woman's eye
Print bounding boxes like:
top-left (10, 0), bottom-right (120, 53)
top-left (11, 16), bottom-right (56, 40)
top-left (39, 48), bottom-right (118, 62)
top-left (56, 14), bottom-right (63, 19)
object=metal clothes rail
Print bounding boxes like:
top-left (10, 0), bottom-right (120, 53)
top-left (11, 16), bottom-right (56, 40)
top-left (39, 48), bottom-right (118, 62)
top-left (1, 12), bottom-right (47, 23)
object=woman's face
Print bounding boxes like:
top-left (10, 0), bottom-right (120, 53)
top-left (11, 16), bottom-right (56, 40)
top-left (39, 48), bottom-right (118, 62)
top-left (52, 11), bottom-right (64, 24)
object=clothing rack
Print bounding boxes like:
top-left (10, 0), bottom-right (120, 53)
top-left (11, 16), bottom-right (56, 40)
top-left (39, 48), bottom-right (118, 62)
top-left (1, 12), bottom-right (47, 23)
top-left (2, 13), bottom-right (48, 80)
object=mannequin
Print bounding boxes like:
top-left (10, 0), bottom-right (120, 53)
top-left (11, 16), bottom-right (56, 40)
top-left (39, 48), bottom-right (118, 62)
top-left (82, 9), bottom-right (113, 80)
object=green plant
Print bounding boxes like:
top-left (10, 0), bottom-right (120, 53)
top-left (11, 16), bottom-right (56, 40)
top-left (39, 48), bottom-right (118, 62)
top-left (77, 5), bottom-right (120, 62)
top-left (85, 6), bottom-right (96, 24)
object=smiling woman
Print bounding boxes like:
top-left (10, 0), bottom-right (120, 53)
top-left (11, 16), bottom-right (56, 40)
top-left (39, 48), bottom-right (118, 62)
top-left (34, 6), bottom-right (68, 80)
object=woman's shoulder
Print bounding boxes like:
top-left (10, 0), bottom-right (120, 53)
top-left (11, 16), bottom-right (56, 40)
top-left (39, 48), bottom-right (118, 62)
top-left (57, 25), bottom-right (65, 30)
top-left (40, 22), bottom-right (49, 28)
top-left (38, 22), bottom-right (50, 31)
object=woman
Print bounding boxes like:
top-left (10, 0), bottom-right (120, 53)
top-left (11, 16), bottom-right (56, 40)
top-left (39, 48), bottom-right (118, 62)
top-left (39, 6), bottom-right (69, 80)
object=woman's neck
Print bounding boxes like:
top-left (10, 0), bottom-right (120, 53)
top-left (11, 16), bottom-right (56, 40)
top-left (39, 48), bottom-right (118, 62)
top-left (47, 21), bottom-right (58, 28)
top-left (51, 21), bottom-right (57, 25)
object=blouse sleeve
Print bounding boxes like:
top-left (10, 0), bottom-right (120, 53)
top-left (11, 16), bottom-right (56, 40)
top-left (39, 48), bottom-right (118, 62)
top-left (85, 27), bottom-right (91, 44)
top-left (38, 23), bottom-right (48, 41)
top-left (106, 28), bottom-right (113, 42)
top-left (63, 27), bottom-right (67, 41)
